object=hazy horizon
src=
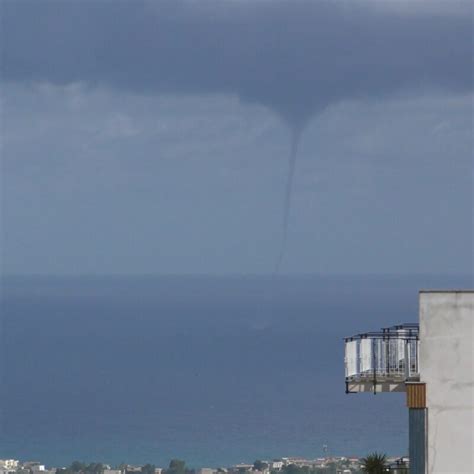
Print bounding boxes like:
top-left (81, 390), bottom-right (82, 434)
top-left (3, 272), bottom-right (473, 279)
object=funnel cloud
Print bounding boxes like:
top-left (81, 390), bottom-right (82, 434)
top-left (275, 126), bottom-right (303, 273)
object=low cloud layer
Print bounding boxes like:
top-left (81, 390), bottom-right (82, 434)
top-left (3, 0), bottom-right (472, 127)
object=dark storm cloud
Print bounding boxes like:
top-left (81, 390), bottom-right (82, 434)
top-left (2, 0), bottom-right (472, 127)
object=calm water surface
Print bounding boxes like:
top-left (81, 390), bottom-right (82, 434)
top-left (1, 275), bottom-right (470, 467)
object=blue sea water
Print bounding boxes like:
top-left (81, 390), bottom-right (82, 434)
top-left (1, 274), bottom-right (471, 468)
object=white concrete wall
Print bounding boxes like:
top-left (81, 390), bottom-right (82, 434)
top-left (419, 291), bottom-right (474, 474)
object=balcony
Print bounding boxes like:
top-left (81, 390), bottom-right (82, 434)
top-left (344, 323), bottom-right (419, 393)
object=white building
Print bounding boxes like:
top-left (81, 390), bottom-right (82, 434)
top-left (419, 291), bottom-right (473, 474)
top-left (30, 466), bottom-right (45, 473)
top-left (268, 462), bottom-right (283, 471)
top-left (344, 290), bottom-right (473, 474)
top-left (0, 461), bottom-right (19, 471)
top-left (194, 469), bottom-right (216, 474)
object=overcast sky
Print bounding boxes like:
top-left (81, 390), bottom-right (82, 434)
top-left (1, 0), bottom-right (473, 275)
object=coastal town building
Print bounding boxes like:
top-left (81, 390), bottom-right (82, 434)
top-left (267, 462), bottom-right (282, 471)
top-left (29, 466), bottom-right (46, 473)
top-left (0, 461), bottom-right (55, 474)
top-left (0, 462), bottom-right (19, 471)
top-left (0, 457), bottom-right (369, 474)
top-left (194, 469), bottom-right (216, 474)
top-left (344, 290), bottom-right (474, 474)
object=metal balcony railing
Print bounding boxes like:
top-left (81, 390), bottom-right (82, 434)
top-left (344, 323), bottom-right (419, 393)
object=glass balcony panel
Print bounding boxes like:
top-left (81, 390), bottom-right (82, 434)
top-left (344, 324), bottom-right (419, 393)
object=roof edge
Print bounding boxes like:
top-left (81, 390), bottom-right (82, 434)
top-left (419, 289), bottom-right (474, 293)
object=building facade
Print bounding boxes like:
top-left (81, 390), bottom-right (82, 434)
top-left (418, 291), bottom-right (473, 474)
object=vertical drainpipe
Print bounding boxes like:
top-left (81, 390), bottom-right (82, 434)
top-left (406, 383), bottom-right (427, 474)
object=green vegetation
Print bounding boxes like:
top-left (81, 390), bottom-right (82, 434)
top-left (165, 460), bottom-right (186, 474)
top-left (360, 453), bottom-right (388, 474)
top-left (56, 462), bottom-right (106, 474)
top-left (141, 465), bottom-right (155, 474)
top-left (252, 462), bottom-right (268, 472)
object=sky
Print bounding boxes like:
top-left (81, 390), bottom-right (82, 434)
top-left (1, 0), bottom-right (473, 275)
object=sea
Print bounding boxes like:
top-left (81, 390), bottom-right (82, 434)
top-left (1, 274), bottom-right (471, 468)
